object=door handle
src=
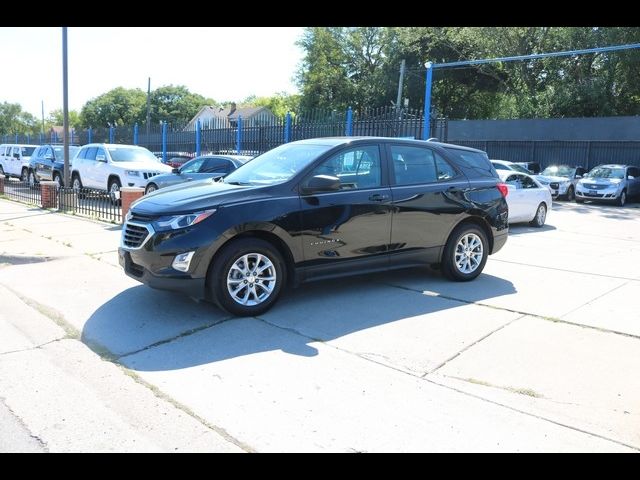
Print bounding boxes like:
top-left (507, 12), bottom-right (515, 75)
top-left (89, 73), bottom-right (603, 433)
top-left (369, 193), bottom-right (389, 202)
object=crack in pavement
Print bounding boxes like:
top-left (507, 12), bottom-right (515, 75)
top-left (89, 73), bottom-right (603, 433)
top-left (0, 338), bottom-right (71, 357)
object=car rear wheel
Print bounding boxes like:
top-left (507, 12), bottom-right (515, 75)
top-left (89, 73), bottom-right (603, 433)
top-left (530, 203), bottom-right (547, 228)
top-left (145, 183), bottom-right (158, 195)
top-left (441, 224), bottom-right (488, 282)
top-left (0, 165), bottom-right (6, 178)
top-left (53, 173), bottom-right (62, 188)
top-left (72, 174), bottom-right (85, 199)
top-left (209, 238), bottom-right (286, 316)
top-left (21, 168), bottom-right (28, 182)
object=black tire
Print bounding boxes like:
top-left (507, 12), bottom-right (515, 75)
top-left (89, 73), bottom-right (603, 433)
top-left (53, 173), bottom-right (62, 188)
top-left (575, 196), bottom-right (584, 204)
top-left (108, 177), bottom-right (122, 205)
top-left (208, 238), bottom-right (286, 316)
top-left (617, 189), bottom-right (627, 207)
top-left (20, 168), bottom-right (28, 182)
top-left (441, 224), bottom-right (489, 282)
top-left (72, 173), bottom-right (85, 199)
top-left (565, 185), bottom-right (575, 201)
top-left (0, 165), bottom-right (6, 178)
top-left (529, 202), bottom-right (547, 228)
top-left (145, 183), bottom-right (158, 195)
top-left (28, 170), bottom-right (37, 188)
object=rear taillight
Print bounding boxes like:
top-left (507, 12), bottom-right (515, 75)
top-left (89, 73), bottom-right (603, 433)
top-left (497, 183), bottom-right (509, 197)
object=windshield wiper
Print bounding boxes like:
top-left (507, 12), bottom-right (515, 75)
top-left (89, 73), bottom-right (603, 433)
top-left (224, 180), bottom-right (252, 186)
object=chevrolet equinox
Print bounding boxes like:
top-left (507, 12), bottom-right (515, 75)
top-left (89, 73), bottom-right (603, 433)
top-left (119, 137), bottom-right (509, 316)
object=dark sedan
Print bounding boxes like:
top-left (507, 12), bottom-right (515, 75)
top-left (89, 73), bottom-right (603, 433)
top-left (144, 155), bottom-right (252, 194)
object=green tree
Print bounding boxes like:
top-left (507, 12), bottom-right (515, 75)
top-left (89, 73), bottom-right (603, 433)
top-left (48, 109), bottom-right (81, 129)
top-left (149, 85), bottom-right (216, 126)
top-left (79, 87), bottom-right (147, 128)
top-left (0, 102), bottom-right (39, 135)
top-left (241, 92), bottom-right (301, 117)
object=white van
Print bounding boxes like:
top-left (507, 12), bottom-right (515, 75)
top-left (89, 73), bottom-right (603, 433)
top-left (0, 144), bottom-right (39, 180)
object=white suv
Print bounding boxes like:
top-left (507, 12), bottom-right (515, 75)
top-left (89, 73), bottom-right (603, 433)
top-left (71, 144), bottom-right (172, 201)
top-left (0, 144), bottom-right (38, 180)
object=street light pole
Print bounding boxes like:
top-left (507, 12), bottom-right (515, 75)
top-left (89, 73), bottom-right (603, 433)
top-left (62, 27), bottom-right (70, 188)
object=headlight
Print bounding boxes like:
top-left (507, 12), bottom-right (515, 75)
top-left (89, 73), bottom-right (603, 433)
top-left (153, 209), bottom-right (216, 231)
top-left (126, 170), bottom-right (140, 177)
top-left (125, 210), bottom-right (133, 222)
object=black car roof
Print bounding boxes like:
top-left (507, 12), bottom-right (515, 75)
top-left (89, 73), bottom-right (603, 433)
top-left (291, 136), bottom-right (485, 153)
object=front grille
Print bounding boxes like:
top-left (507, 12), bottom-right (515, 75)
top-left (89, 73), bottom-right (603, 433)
top-left (584, 183), bottom-right (608, 190)
top-left (584, 192), bottom-right (604, 198)
top-left (129, 212), bottom-right (157, 223)
top-left (549, 182), bottom-right (559, 189)
top-left (123, 222), bottom-right (151, 248)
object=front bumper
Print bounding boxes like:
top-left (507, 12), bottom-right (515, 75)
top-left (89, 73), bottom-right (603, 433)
top-left (575, 185), bottom-right (621, 201)
top-left (119, 248), bottom-right (207, 298)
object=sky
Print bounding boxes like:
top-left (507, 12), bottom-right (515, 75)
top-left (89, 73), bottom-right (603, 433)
top-left (1, 27), bottom-right (305, 118)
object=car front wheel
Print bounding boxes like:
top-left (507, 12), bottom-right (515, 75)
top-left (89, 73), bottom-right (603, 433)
top-left (209, 238), bottom-right (286, 316)
top-left (145, 183), bottom-right (158, 195)
top-left (441, 224), bottom-right (488, 282)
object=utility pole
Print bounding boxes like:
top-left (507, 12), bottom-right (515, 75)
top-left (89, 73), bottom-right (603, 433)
top-left (146, 77), bottom-right (151, 144)
top-left (62, 27), bottom-right (70, 188)
top-left (396, 59), bottom-right (406, 111)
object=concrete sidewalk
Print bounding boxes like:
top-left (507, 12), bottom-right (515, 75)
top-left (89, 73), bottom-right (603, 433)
top-left (1, 198), bottom-right (639, 452)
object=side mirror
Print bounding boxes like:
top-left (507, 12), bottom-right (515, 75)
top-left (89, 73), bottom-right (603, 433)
top-left (96, 154), bottom-right (106, 162)
top-left (172, 168), bottom-right (180, 174)
top-left (575, 175), bottom-right (582, 179)
top-left (302, 174), bottom-right (341, 194)
top-left (628, 175), bottom-right (635, 180)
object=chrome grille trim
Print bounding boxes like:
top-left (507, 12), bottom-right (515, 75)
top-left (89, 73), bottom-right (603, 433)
top-left (120, 221), bottom-right (155, 250)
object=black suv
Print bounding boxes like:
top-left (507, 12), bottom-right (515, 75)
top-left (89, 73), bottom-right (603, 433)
top-left (119, 137), bottom-right (509, 316)
top-left (28, 144), bottom-right (81, 187)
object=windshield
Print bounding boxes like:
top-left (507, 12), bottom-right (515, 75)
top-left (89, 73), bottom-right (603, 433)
top-left (108, 147), bottom-right (158, 162)
top-left (509, 163), bottom-right (532, 174)
top-left (541, 165), bottom-right (575, 177)
top-left (223, 143), bottom-right (333, 186)
top-left (587, 167), bottom-right (625, 179)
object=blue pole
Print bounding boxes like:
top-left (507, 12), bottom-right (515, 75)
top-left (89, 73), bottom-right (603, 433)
top-left (284, 112), bottom-right (291, 143)
top-left (88, 126), bottom-right (92, 144)
top-left (162, 121), bottom-right (167, 163)
top-left (15, 133), bottom-right (18, 143)
top-left (109, 126), bottom-right (114, 144)
top-left (422, 62), bottom-right (433, 140)
top-left (70, 129), bottom-right (74, 145)
top-left (133, 123), bottom-right (139, 145)
top-left (236, 116), bottom-right (242, 154)
top-left (27, 133), bottom-right (30, 144)
top-left (345, 107), bottom-right (353, 136)
top-left (196, 119), bottom-right (201, 157)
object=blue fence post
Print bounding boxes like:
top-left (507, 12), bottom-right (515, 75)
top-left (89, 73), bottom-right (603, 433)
top-left (133, 123), bottom-right (139, 145)
top-left (196, 119), bottom-right (201, 157)
top-left (109, 126), bottom-right (114, 144)
top-left (39, 132), bottom-right (43, 144)
top-left (422, 61), bottom-right (434, 140)
top-left (284, 112), bottom-right (291, 143)
top-left (162, 121), bottom-right (167, 163)
top-left (345, 107), bottom-right (353, 136)
top-left (70, 129), bottom-right (74, 145)
top-left (88, 126), bottom-right (93, 143)
top-left (236, 116), bottom-right (243, 154)
top-left (27, 133), bottom-right (30, 144)
top-left (15, 133), bottom-right (18, 143)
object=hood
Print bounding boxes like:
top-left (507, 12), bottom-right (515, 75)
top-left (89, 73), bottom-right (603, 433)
top-left (536, 175), bottom-right (569, 183)
top-left (131, 178), bottom-right (274, 215)
top-left (113, 161), bottom-right (173, 173)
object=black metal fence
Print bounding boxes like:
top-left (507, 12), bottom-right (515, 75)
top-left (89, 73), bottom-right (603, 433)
top-left (1, 178), bottom-right (121, 224)
top-left (1, 107), bottom-right (448, 157)
top-left (449, 140), bottom-right (640, 170)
